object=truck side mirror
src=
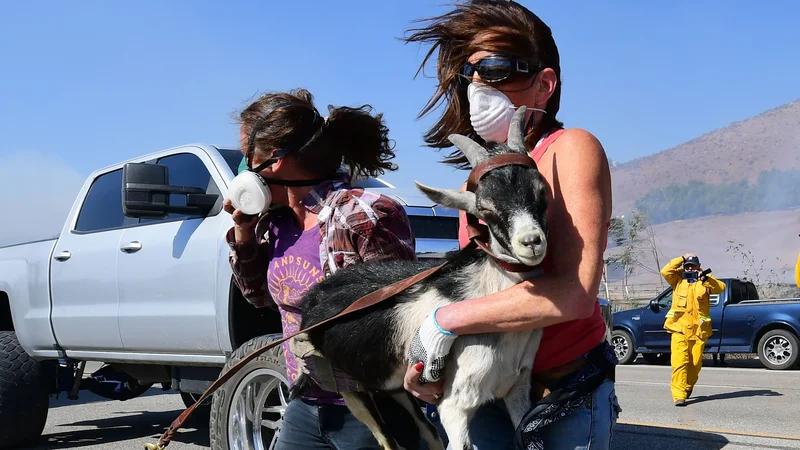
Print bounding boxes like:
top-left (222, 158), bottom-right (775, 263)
top-left (649, 298), bottom-right (660, 312)
top-left (122, 162), bottom-right (219, 219)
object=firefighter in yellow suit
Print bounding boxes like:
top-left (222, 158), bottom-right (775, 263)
top-left (795, 251), bottom-right (799, 289)
top-left (661, 253), bottom-right (726, 406)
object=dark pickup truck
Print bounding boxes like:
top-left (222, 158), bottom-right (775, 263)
top-left (611, 278), bottom-right (800, 370)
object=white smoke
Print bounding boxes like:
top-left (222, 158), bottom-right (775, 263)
top-left (0, 151), bottom-right (86, 247)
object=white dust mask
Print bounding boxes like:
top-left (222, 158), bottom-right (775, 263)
top-left (467, 83), bottom-right (547, 143)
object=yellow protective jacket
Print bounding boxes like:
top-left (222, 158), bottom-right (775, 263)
top-left (795, 252), bottom-right (800, 289)
top-left (661, 256), bottom-right (726, 341)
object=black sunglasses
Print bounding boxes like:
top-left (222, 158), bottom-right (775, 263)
top-left (459, 54), bottom-right (540, 84)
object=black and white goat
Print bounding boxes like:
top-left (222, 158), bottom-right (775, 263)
top-left (290, 106), bottom-right (549, 450)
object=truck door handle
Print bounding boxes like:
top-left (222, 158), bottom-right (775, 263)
top-left (53, 251), bottom-right (71, 261)
top-left (120, 241), bottom-right (143, 253)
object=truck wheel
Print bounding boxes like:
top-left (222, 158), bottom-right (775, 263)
top-left (611, 329), bottom-right (636, 364)
top-left (0, 331), bottom-right (52, 448)
top-left (180, 391), bottom-right (212, 426)
top-left (210, 334), bottom-right (289, 450)
top-left (757, 330), bottom-right (799, 370)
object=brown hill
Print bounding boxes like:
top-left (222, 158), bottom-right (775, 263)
top-left (611, 99), bottom-right (800, 216)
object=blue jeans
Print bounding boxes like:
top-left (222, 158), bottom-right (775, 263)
top-left (426, 379), bottom-right (620, 450)
top-left (276, 397), bottom-right (421, 450)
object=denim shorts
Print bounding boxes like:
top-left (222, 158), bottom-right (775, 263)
top-left (276, 397), bottom-right (421, 450)
top-left (425, 378), bottom-right (620, 450)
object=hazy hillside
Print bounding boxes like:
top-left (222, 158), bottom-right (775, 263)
top-left (611, 99), bottom-right (800, 216)
top-left (604, 209), bottom-right (800, 288)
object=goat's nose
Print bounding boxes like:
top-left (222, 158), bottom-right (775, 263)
top-left (521, 233), bottom-right (542, 247)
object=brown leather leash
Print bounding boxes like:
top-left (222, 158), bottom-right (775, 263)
top-left (144, 259), bottom-right (450, 449)
top-left (145, 153), bottom-right (539, 450)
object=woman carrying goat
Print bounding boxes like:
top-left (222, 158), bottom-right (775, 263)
top-left (222, 89), bottom-right (421, 450)
top-left (295, 106), bottom-right (550, 450)
top-left (403, 1), bottom-right (620, 448)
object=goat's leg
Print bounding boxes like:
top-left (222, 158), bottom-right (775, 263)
top-left (503, 372), bottom-right (533, 428)
top-left (392, 391), bottom-right (445, 450)
top-left (435, 396), bottom-right (480, 450)
top-left (506, 330), bottom-right (542, 428)
top-left (341, 391), bottom-right (402, 450)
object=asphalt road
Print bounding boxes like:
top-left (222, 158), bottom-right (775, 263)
top-left (21, 360), bottom-right (800, 450)
top-left (612, 361), bottom-right (800, 449)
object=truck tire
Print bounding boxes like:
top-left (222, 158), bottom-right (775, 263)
top-left (611, 329), bottom-right (636, 365)
top-left (0, 331), bottom-right (51, 448)
top-left (757, 329), bottom-right (799, 370)
top-left (180, 391), bottom-right (212, 426)
top-left (210, 334), bottom-right (288, 450)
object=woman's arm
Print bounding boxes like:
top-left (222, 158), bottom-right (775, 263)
top-left (436, 128), bottom-right (612, 335)
top-left (223, 202), bottom-right (274, 309)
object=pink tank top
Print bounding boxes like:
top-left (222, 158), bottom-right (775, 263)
top-left (457, 129), bottom-right (607, 373)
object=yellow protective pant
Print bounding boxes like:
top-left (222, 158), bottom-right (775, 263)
top-left (670, 332), bottom-right (705, 401)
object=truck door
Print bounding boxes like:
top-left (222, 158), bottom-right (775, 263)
top-left (116, 151), bottom-right (227, 355)
top-left (718, 279), bottom-right (753, 349)
top-left (50, 169), bottom-right (133, 351)
top-left (703, 293), bottom-right (723, 352)
top-left (640, 287), bottom-right (673, 351)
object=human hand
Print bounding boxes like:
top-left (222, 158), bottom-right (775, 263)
top-left (403, 362), bottom-right (444, 404)
top-left (223, 198), bottom-right (259, 242)
top-left (683, 253), bottom-right (696, 260)
top-left (407, 308), bottom-right (458, 384)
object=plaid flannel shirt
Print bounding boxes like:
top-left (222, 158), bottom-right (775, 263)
top-left (225, 179), bottom-right (416, 395)
top-left (226, 179), bottom-right (417, 306)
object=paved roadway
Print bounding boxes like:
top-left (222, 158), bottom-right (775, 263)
top-left (21, 360), bottom-right (800, 450)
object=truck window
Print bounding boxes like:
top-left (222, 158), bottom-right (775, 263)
top-left (139, 153), bottom-right (221, 223)
top-left (729, 280), bottom-right (749, 304)
top-left (745, 281), bottom-right (759, 300)
top-left (408, 216), bottom-right (459, 240)
top-left (219, 149), bottom-right (244, 174)
top-left (74, 169), bottom-right (132, 232)
top-left (657, 288), bottom-right (673, 309)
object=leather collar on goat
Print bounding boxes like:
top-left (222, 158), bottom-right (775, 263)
top-left (464, 154), bottom-right (541, 273)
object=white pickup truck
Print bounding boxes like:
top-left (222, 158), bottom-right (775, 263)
top-left (0, 143), bottom-right (462, 449)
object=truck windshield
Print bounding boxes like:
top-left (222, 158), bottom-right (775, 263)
top-left (219, 149), bottom-right (245, 174)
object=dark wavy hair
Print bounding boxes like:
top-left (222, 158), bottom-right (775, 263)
top-left (404, 0), bottom-right (564, 168)
top-left (238, 88), bottom-right (397, 180)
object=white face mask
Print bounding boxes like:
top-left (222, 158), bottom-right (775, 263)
top-left (467, 83), bottom-right (547, 144)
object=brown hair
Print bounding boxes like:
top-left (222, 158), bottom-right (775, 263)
top-left (404, 0), bottom-right (563, 168)
top-left (239, 88), bottom-right (397, 180)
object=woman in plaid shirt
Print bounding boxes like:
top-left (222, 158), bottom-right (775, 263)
top-left (223, 88), bottom-right (420, 450)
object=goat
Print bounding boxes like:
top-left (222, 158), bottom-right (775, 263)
top-left (290, 106), bottom-right (549, 450)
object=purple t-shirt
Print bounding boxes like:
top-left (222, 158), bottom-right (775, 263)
top-left (266, 213), bottom-right (345, 405)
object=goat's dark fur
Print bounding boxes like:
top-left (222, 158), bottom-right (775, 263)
top-left (300, 249), bottom-right (485, 388)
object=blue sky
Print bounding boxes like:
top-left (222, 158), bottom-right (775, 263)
top-left (1, 0), bottom-right (800, 242)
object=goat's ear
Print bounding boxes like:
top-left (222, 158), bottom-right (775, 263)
top-left (507, 106), bottom-right (527, 154)
top-left (415, 181), bottom-right (477, 214)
